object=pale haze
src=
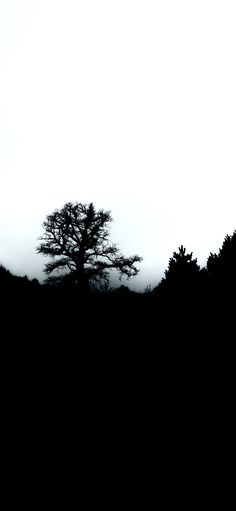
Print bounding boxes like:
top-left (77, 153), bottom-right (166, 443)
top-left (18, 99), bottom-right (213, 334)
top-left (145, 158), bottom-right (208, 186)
top-left (0, 0), bottom-right (235, 289)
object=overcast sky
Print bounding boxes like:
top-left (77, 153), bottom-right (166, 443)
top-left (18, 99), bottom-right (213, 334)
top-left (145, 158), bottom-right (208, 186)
top-left (0, 0), bottom-right (235, 289)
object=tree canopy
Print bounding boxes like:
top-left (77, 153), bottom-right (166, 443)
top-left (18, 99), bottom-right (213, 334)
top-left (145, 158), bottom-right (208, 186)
top-left (37, 202), bottom-right (142, 291)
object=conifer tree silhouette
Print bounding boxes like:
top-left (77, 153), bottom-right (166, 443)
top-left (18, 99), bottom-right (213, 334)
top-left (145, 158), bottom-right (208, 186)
top-left (164, 245), bottom-right (200, 282)
top-left (156, 245), bottom-right (201, 301)
top-left (207, 230), bottom-right (236, 286)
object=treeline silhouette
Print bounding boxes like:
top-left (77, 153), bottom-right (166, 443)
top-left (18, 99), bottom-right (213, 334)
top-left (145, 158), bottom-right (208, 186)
top-left (1, 228), bottom-right (235, 337)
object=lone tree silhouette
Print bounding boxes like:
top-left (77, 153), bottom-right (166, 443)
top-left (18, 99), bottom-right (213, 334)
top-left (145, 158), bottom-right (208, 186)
top-left (37, 202), bottom-right (142, 291)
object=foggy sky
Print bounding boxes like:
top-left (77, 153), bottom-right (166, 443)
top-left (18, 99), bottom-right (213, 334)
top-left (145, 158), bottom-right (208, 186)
top-left (0, 0), bottom-right (235, 289)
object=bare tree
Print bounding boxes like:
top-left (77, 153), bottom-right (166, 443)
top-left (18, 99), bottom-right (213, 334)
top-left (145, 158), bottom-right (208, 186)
top-left (37, 202), bottom-right (142, 291)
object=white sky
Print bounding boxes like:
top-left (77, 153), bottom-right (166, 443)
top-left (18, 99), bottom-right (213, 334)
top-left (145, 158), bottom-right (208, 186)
top-left (0, 0), bottom-right (235, 289)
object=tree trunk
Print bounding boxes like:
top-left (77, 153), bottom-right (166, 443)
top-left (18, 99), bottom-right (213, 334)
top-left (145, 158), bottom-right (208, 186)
top-left (76, 264), bottom-right (90, 294)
